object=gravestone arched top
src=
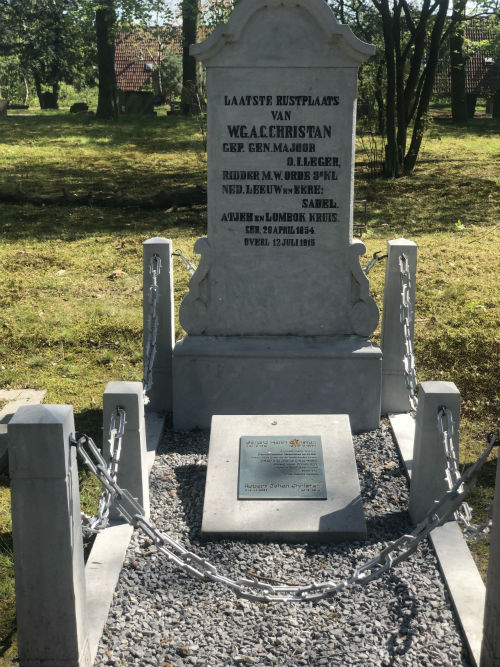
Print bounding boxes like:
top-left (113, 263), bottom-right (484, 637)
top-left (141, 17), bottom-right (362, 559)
top-left (191, 0), bottom-right (375, 68)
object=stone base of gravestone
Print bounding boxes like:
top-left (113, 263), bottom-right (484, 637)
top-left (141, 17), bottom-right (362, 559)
top-left (173, 335), bottom-right (381, 433)
top-left (202, 414), bottom-right (366, 542)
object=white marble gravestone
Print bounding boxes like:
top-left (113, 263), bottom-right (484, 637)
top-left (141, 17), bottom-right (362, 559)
top-left (173, 0), bottom-right (382, 433)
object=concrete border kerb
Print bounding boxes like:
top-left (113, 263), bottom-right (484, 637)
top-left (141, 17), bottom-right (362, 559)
top-left (389, 409), bottom-right (486, 667)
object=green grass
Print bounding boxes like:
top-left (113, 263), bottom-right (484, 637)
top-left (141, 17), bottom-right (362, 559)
top-left (0, 108), bottom-right (498, 665)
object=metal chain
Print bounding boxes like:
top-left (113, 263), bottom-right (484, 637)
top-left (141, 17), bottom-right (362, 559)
top-left (438, 407), bottom-right (494, 540)
top-left (173, 249), bottom-right (197, 276)
top-left (364, 250), bottom-right (387, 275)
top-left (142, 254), bottom-right (162, 404)
top-left (73, 429), bottom-right (499, 602)
top-left (399, 253), bottom-right (418, 411)
top-left (80, 407), bottom-right (126, 536)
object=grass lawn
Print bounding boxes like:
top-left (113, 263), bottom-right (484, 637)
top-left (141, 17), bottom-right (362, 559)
top-left (0, 108), bottom-right (498, 665)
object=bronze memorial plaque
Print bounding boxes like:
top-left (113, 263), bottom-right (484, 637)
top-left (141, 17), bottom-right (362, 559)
top-left (238, 435), bottom-right (327, 499)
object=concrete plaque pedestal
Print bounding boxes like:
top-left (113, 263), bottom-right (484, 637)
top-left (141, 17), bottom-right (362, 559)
top-left (201, 414), bottom-right (366, 542)
top-left (173, 335), bottom-right (381, 433)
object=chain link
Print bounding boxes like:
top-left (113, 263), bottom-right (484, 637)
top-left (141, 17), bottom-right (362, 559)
top-left (399, 253), bottom-right (418, 412)
top-left (142, 254), bottom-right (162, 404)
top-left (438, 407), bottom-right (493, 540)
top-left (173, 249), bottom-right (197, 276)
top-left (80, 407), bottom-right (126, 536)
top-left (364, 250), bottom-right (387, 275)
top-left (74, 427), bottom-right (499, 601)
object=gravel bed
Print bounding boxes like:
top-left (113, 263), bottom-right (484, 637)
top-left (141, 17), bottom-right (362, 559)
top-left (95, 421), bottom-right (470, 667)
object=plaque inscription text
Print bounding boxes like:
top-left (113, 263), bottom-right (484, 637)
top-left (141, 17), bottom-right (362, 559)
top-left (238, 435), bottom-right (327, 499)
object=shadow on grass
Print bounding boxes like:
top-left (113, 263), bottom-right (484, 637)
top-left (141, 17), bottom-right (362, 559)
top-left (75, 407), bottom-right (104, 445)
top-left (355, 166), bottom-right (498, 236)
top-left (429, 116), bottom-right (500, 138)
top-left (0, 530), bottom-right (16, 660)
top-left (0, 112), bottom-right (207, 226)
top-left (0, 203), bottom-right (207, 242)
top-left (469, 457), bottom-right (499, 491)
top-left (0, 112), bottom-right (204, 155)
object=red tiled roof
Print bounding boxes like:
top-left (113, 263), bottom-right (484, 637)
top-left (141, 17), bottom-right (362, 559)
top-left (434, 24), bottom-right (498, 95)
top-left (115, 27), bottom-right (183, 92)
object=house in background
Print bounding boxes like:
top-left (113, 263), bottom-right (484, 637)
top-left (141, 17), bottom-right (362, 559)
top-left (115, 27), bottom-right (182, 113)
top-left (434, 24), bottom-right (499, 118)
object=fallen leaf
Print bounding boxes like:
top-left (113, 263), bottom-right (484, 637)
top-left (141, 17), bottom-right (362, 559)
top-left (108, 269), bottom-right (127, 280)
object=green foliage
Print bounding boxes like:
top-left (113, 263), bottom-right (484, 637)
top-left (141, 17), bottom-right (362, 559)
top-left (160, 53), bottom-right (182, 101)
top-left (57, 83), bottom-right (99, 109)
top-left (201, 0), bottom-right (237, 29)
top-left (0, 55), bottom-right (27, 104)
top-left (0, 0), bottom-right (96, 106)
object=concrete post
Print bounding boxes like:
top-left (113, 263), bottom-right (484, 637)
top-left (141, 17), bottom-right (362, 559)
top-left (480, 452), bottom-right (500, 667)
top-left (381, 238), bottom-right (417, 415)
top-left (103, 381), bottom-right (150, 521)
top-left (9, 405), bottom-right (91, 667)
top-left (408, 381), bottom-right (460, 525)
top-left (143, 237), bottom-right (174, 414)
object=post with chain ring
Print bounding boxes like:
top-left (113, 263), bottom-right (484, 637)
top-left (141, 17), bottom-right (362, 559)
top-left (380, 239), bottom-right (418, 415)
top-left (103, 382), bottom-right (150, 521)
top-left (408, 381), bottom-right (461, 524)
top-left (8, 404), bottom-right (91, 667)
top-left (143, 238), bottom-right (174, 413)
top-left (481, 435), bottom-right (500, 667)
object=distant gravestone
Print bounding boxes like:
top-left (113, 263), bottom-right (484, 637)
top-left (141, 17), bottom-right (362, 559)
top-left (40, 91), bottom-right (58, 109)
top-left (119, 91), bottom-right (155, 115)
top-left (70, 102), bottom-right (89, 113)
top-left (172, 0), bottom-right (381, 433)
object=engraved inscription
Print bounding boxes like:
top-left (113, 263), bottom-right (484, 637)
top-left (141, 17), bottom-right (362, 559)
top-left (238, 435), bottom-right (327, 499)
top-left (219, 93), bottom-right (343, 250)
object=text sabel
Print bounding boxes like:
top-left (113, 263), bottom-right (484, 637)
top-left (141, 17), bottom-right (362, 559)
top-left (302, 199), bottom-right (337, 209)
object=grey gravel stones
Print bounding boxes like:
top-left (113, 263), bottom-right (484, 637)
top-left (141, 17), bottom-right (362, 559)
top-left (95, 421), bottom-right (471, 667)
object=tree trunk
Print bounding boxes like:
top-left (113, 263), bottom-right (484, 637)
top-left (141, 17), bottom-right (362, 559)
top-left (450, 0), bottom-right (467, 123)
top-left (375, 61), bottom-right (385, 135)
top-left (181, 0), bottom-right (202, 114)
top-left (394, 4), bottom-right (407, 169)
top-left (374, 0), bottom-right (449, 176)
top-left (466, 93), bottom-right (477, 118)
top-left (379, 0), bottom-right (401, 177)
top-left (22, 72), bottom-right (29, 105)
top-left (492, 62), bottom-right (500, 125)
top-left (404, 0), bottom-right (449, 173)
top-left (34, 72), bottom-right (44, 109)
top-left (52, 82), bottom-right (59, 109)
top-left (96, 1), bottom-right (118, 120)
